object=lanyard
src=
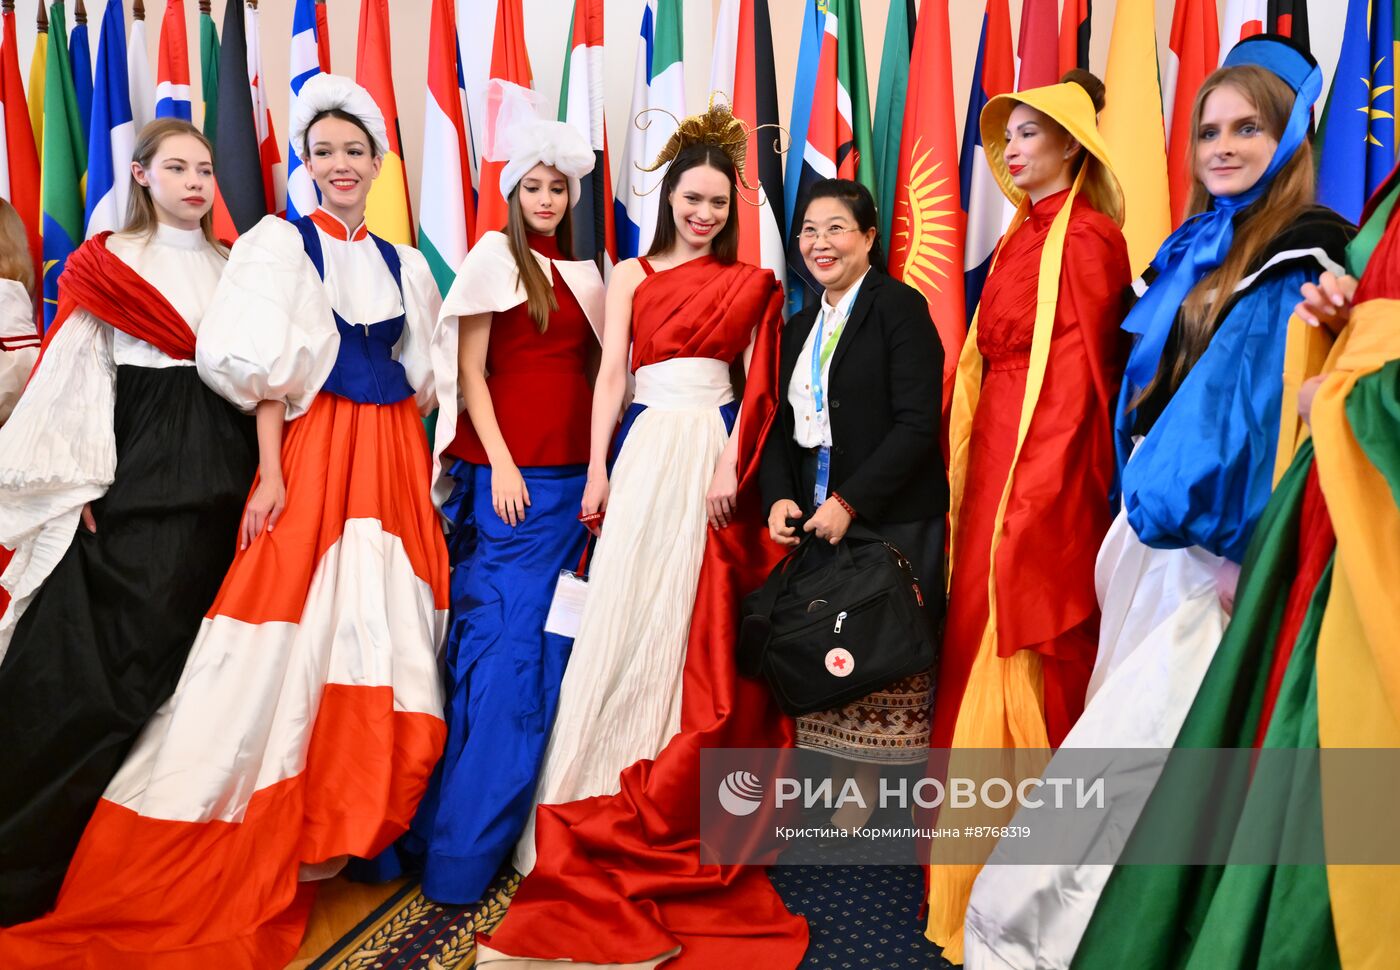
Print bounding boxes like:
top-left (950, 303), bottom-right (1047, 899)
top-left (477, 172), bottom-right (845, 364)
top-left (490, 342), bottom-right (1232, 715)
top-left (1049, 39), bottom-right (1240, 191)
top-left (809, 308), bottom-right (847, 415)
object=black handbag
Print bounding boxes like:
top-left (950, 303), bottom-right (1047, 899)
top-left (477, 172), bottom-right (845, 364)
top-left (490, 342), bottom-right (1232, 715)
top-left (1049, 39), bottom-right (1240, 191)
top-left (738, 523), bottom-right (936, 716)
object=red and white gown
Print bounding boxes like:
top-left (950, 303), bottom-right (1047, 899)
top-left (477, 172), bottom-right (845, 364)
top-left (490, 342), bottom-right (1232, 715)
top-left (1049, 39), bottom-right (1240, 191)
top-left (0, 208), bottom-right (454, 969)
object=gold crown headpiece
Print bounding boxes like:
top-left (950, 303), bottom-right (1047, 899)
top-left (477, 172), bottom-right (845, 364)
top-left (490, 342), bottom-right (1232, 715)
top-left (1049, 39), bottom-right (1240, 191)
top-left (632, 93), bottom-right (787, 205)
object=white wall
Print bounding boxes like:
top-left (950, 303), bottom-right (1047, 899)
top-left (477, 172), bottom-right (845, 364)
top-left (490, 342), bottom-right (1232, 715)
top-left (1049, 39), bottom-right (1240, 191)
top-left (10, 0), bottom-right (1349, 219)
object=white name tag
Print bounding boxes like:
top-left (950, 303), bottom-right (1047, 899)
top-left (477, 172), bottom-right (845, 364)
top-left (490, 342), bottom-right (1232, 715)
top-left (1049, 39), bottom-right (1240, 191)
top-left (544, 569), bottom-right (589, 639)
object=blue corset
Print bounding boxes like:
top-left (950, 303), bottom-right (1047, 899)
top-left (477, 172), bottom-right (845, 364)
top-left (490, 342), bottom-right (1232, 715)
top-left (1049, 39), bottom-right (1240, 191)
top-left (295, 217), bottom-right (416, 406)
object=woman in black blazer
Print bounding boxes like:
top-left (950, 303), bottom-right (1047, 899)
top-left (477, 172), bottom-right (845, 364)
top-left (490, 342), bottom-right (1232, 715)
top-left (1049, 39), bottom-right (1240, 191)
top-left (759, 178), bottom-right (947, 827)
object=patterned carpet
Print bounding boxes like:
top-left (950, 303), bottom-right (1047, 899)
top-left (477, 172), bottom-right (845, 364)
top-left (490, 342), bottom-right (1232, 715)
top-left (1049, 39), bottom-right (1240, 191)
top-left (306, 864), bottom-right (955, 969)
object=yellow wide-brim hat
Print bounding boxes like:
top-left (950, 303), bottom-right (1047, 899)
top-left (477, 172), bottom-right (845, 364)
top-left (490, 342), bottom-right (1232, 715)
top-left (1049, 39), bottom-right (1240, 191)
top-left (978, 81), bottom-right (1124, 219)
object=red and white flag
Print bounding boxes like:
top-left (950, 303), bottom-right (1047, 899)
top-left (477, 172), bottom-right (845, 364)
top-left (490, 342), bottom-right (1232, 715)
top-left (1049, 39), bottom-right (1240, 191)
top-left (1166, 0), bottom-right (1220, 225)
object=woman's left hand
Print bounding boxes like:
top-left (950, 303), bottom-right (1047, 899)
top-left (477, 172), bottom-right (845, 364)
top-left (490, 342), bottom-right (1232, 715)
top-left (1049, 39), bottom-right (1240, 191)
top-left (1297, 375), bottom-right (1326, 426)
top-left (706, 459), bottom-right (739, 529)
top-left (804, 497), bottom-right (853, 545)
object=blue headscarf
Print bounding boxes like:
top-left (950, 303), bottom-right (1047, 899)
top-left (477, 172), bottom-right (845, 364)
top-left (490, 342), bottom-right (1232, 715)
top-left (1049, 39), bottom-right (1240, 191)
top-left (1114, 35), bottom-right (1323, 471)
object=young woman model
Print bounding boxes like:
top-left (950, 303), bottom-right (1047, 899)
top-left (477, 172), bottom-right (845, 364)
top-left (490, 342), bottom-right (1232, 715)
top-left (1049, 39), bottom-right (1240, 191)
top-left (0, 198), bottom-right (38, 426)
top-left (961, 36), bottom-right (1355, 970)
top-left (0, 76), bottom-right (450, 968)
top-left (0, 119), bottom-right (257, 925)
top-left (387, 103), bottom-right (604, 905)
top-left (510, 102), bottom-right (784, 876)
top-left (477, 100), bottom-right (801, 970)
top-left (923, 72), bottom-right (1130, 963)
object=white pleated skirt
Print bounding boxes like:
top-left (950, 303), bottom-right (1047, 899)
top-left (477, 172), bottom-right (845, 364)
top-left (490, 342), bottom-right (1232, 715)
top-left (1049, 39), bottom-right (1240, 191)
top-left (513, 358), bottom-right (734, 875)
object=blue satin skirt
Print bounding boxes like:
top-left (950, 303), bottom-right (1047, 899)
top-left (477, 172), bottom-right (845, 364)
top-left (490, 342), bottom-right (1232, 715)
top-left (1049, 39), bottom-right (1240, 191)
top-left (374, 458), bottom-right (588, 903)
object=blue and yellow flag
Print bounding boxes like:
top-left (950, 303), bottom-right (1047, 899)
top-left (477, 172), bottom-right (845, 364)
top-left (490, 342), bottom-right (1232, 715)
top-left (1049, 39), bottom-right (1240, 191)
top-left (1316, 0), bottom-right (1394, 222)
top-left (40, 1), bottom-right (86, 330)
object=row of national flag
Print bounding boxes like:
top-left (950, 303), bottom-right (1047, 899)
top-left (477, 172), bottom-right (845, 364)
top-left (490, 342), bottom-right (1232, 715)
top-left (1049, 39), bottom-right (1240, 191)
top-left (1, 0), bottom-right (1395, 365)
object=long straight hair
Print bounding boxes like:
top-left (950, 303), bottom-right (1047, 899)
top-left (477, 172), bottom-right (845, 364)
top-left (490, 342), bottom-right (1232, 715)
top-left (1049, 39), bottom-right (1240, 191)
top-left (1137, 65), bottom-right (1314, 405)
top-left (123, 118), bottom-right (226, 254)
top-left (645, 143), bottom-right (740, 264)
top-left (0, 198), bottom-right (34, 294)
top-left (505, 182), bottom-right (575, 333)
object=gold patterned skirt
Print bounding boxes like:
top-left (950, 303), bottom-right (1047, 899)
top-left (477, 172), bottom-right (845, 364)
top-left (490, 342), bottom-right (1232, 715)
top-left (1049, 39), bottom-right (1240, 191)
top-left (795, 669), bottom-right (933, 763)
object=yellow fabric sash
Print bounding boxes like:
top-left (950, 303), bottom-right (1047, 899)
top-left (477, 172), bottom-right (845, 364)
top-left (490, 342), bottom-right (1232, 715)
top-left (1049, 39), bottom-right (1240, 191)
top-left (1310, 300), bottom-right (1400, 970)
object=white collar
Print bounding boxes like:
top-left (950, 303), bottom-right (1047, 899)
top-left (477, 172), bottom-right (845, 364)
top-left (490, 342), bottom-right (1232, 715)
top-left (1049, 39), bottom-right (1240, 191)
top-left (150, 222), bottom-right (210, 251)
top-left (820, 268), bottom-right (871, 321)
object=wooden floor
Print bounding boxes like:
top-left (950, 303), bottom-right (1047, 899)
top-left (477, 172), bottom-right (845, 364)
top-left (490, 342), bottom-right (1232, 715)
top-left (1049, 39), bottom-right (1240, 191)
top-left (285, 875), bottom-right (409, 970)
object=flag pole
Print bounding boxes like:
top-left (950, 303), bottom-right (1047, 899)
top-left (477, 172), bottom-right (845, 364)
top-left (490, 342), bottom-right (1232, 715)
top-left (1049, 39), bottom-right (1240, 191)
top-left (199, 1), bottom-right (210, 13)
top-left (36, 1), bottom-right (47, 34)
top-left (74, 0), bottom-right (87, 27)
top-left (133, 0), bottom-right (145, 21)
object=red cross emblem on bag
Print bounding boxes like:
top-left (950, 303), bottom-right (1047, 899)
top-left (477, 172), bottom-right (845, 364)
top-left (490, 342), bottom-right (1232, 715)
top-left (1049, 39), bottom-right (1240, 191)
top-left (824, 647), bottom-right (855, 677)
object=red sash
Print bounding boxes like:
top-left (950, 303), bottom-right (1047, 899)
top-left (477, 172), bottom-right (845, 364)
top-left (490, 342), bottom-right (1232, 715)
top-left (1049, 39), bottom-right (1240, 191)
top-left (40, 232), bottom-right (200, 363)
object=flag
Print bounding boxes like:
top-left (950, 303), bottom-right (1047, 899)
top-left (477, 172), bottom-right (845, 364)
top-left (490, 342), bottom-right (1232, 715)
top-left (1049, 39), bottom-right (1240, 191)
top-left (419, 0), bottom-right (473, 294)
top-left (28, 3), bottom-right (45, 154)
top-left (1164, 0), bottom-right (1219, 226)
top-left (561, 0), bottom-right (615, 268)
top-left (709, 0), bottom-right (785, 284)
top-left (127, 4), bottom-right (154, 131)
top-left (872, 0), bottom-right (915, 247)
top-left (85, 0), bottom-right (135, 238)
top-left (40, 1), bottom-right (86, 330)
top-left (960, 0), bottom-right (1014, 322)
top-left (1, 1), bottom-right (41, 284)
top-left (472, 0), bottom-right (533, 240)
top-left (1221, 0), bottom-right (1267, 58)
top-left (69, 1), bottom-right (92, 138)
top-left (458, 0), bottom-right (497, 190)
top-left (156, 0), bottom-right (192, 120)
top-left (614, 0), bottom-right (683, 259)
top-left (799, 0), bottom-right (874, 198)
top-left (285, 0), bottom-right (322, 221)
top-left (244, 2), bottom-right (281, 216)
top-left (212, 0), bottom-right (265, 239)
top-left (784, 0), bottom-right (826, 241)
top-left (1016, 0), bottom-right (1058, 90)
top-left (1058, 0), bottom-right (1091, 74)
top-left (888, 0), bottom-right (965, 405)
top-left (199, 0), bottom-right (218, 139)
top-left (1316, 0), bottom-right (1394, 222)
top-left (1268, 0), bottom-right (1310, 53)
top-left (356, 0), bottom-right (414, 243)
top-left (1100, 0), bottom-right (1170, 274)
top-left (315, 0), bottom-right (331, 73)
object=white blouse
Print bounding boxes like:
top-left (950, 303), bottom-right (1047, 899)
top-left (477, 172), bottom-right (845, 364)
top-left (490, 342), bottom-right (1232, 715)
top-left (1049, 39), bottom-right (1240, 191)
top-left (788, 269), bottom-right (869, 449)
top-left (106, 223), bottom-right (226, 369)
top-left (0, 279), bottom-right (38, 425)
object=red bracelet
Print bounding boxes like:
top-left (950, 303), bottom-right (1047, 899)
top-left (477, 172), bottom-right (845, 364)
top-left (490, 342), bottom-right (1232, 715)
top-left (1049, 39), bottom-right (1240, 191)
top-left (831, 492), bottom-right (856, 518)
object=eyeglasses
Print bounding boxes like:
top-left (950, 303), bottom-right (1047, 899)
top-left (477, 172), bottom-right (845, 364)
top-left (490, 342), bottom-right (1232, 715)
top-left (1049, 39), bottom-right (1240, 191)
top-left (798, 225), bottom-right (856, 242)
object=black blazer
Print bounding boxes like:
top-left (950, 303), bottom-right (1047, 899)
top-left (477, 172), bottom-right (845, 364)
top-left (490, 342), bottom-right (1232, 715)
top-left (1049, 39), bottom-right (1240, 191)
top-left (760, 269), bottom-right (948, 525)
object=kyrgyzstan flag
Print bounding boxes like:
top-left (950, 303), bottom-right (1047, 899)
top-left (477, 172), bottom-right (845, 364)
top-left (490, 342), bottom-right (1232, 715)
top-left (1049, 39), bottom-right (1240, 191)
top-left (1016, 0), bottom-right (1059, 90)
top-left (211, 0), bottom-right (268, 240)
top-left (418, 0), bottom-right (474, 294)
top-left (357, 0), bottom-right (414, 243)
top-left (888, 0), bottom-right (965, 408)
top-left (156, 0), bottom-right (193, 121)
top-left (961, 0), bottom-right (1014, 322)
top-left (1058, 0), bottom-right (1091, 74)
top-left (0, 1), bottom-right (41, 286)
top-left (709, 0), bottom-right (784, 287)
top-left (560, 0), bottom-right (616, 270)
top-left (472, 0), bottom-right (532, 240)
top-left (1165, 0), bottom-right (1219, 226)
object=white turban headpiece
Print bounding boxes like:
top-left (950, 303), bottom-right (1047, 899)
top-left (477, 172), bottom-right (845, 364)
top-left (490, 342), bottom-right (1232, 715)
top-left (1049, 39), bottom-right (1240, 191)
top-left (290, 73), bottom-right (391, 159)
top-left (484, 79), bottom-right (595, 205)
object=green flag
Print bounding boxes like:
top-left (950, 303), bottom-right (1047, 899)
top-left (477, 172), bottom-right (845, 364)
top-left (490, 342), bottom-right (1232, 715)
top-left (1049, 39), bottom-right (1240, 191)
top-left (40, 0), bottom-right (86, 329)
top-left (871, 0), bottom-right (914, 245)
top-left (832, 0), bottom-right (875, 201)
top-left (200, 6), bottom-right (219, 140)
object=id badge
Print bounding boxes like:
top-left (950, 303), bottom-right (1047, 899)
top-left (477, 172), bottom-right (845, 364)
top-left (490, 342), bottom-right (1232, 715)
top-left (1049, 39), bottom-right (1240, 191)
top-left (813, 445), bottom-right (831, 507)
top-left (544, 570), bottom-right (589, 638)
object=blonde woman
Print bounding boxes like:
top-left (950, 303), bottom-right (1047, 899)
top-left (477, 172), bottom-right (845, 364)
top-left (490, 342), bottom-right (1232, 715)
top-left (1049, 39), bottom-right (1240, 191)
top-left (0, 119), bottom-right (256, 925)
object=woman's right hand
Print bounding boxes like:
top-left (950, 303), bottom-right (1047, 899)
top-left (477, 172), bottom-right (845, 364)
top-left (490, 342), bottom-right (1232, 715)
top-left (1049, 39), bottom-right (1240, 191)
top-left (492, 461), bottom-right (531, 527)
top-left (1295, 271), bottom-right (1358, 334)
top-left (581, 474), bottom-right (609, 536)
top-left (80, 503), bottom-right (97, 534)
top-left (767, 499), bottom-right (803, 547)
top-left (240, 473), bottom-right (286, 550)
